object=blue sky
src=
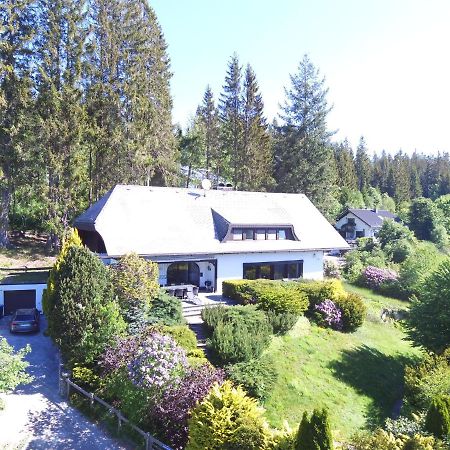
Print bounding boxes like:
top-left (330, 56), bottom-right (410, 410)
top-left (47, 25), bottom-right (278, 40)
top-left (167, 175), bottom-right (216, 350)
top-left (151, 0), bottom-right (450, 155)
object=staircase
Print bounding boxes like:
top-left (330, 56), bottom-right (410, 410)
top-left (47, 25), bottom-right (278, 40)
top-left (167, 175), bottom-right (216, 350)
top-left (182, 296), bottom-right (231, 348)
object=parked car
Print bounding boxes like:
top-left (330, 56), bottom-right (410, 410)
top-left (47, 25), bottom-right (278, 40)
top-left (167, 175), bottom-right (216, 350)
top-left (10, 308), bottom-right (40, 333)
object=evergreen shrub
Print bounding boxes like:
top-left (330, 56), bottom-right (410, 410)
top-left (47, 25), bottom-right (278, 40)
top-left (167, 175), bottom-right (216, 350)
top-left (295, 408), bottom-right (334, 450)
top-left (334, 293), bottom-right (367, 332)
top-left (298, 279), bottom-right (346, 311)
top-left (424, 394), bottom-right (450, 438)
top-left (147, 289), bottom-right (184, 326)
top-left (186, 381), bottom-right (270, 450)
top-left (266, 310), bottom-right (299, 334)
top-left (226, 357), bottom-right (278, 401)
top-left (161, 325), bottom-right (197, 351)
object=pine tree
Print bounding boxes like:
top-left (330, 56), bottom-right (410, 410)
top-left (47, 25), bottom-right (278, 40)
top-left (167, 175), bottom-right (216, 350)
top-left (355, 136), bottom-right (372, 191)
top-left (0, 0), bottom-right (36, 247)
top-left (389, 151), bottom-right (411, 204)
top-left (197, 85), bottom-right (221, 181)
top-left (219, 53), bottom-right (243, 188)
top-left (241, 64), bottom-right (273, 191)
top-left (274, 54), bottom-right (336, 213)
top-left (36, 0), bottom-right (90, 252)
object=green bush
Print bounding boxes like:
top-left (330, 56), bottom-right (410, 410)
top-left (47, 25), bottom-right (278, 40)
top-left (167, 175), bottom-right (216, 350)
top-left (186, 380), bottom-right (270, 450)
top-left (72, 366), bottom-right (102, 391)
top-left (226, 358), bottom-right (278, 401)
top-left (266, 310), bottom-right (299, 334)
top-left (404, 349), bottom-right (450, 409)
top-left (223, 279), bottom-right (309, 315)
top-left (222, 280), bottom-right (255, 304)
top-left (206, 305), bottom-right (272, 365)
top-left (297, 279), bottom-right (346, 311)
top-left (147, 288), bottom-right (185, 326)
top-left (334, 293), bottom-right (367, 332)
top-left (202, 305), bottom-right (228, 335)
top-left (295, 408), bottom-right (334, 450)
top-left (0, 338), bottom-right (32, 393)
top-left (425, 395), bottom-right (450, 438)
top-left (161, 325), bottom-right (197, 351)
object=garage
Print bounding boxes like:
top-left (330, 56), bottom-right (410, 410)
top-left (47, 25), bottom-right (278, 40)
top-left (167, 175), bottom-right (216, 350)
top-left (4, 289), bottom-right (36, 315)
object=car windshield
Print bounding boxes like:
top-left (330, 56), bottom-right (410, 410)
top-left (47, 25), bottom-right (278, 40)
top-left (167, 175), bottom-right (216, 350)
top-left (15, 315), bottom-right (35, 321)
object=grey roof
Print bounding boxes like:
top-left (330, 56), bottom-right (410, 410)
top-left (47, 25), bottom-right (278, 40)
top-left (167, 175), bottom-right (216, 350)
top-left (74, 185), bottom-right (349, 256)
top-left (340, 208), bottom-right (398, 228)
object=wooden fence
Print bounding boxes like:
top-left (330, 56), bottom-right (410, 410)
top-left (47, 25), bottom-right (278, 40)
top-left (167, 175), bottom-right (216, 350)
top-left (59, 373), bottom-right (172, 450)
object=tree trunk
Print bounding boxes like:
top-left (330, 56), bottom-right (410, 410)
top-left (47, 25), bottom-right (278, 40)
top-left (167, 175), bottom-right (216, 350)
top-left (0, 182), bottom-right (11, 248)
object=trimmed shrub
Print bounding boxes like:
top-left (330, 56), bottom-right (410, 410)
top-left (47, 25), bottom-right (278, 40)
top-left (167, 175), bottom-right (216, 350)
top-left (186, 380), bottom-right (270, 450)
top-left (266, 310), bottom-right (299, 335)
top-left (424, 394), bottom-right (450, 438)
top-left (334, 293), bottom-right (367, 332)
top-left (295, 408), bottom-right (334, 450)
top-left (226, 358), bottom-right (278, 401)
top-left (222, 280), bottom-right (255, 304)
top-left (223, 279), bottom-right (309, 315)
top-left (147, 288), bottom-right (185, 326)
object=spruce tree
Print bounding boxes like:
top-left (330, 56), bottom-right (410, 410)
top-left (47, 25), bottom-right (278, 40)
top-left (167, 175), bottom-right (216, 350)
top-left (274, 54), bottom-right (336, 213)
top-left (197, 85), bottom-right (221, 181)
top-left (333, 140), bottom-right (358, 190)
top-left (35, 0), bottom-right (89, 252)
top-left (355, 136), bottom-right (372, 191)
top-left (219, 53), bottom-right (243, 188)
top-left (241, 64), bottom-right (273, 191)
top-left (0, 0), bottom-right (36, 247)
top-left (296, 408), bottom-right (334, 450)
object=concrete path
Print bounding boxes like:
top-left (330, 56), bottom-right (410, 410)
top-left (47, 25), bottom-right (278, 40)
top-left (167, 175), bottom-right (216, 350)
top-left (0, 316), bottom-right (128, 450)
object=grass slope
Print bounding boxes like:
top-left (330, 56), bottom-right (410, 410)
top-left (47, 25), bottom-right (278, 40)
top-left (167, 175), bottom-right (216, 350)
top-left (263, 283), bottom-right (422, 440)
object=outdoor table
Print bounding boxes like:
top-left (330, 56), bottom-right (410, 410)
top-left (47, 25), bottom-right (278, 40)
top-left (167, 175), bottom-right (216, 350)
top-left (164, 284), bottom-right (195, 300)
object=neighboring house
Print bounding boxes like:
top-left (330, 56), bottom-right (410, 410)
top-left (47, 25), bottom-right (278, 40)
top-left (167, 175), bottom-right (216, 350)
top-left (335, 208), bottom-right (399, 241)
top-left (74, 185), bottom-right (349, 293)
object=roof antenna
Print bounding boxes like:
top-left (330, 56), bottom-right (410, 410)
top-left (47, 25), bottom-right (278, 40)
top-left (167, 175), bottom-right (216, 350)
top-left (201, 179), bottom-right (212, 197)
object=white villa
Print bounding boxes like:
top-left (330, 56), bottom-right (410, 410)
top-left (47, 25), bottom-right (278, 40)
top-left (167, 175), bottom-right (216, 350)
top-left (74, 185), bottom-right (349, 293)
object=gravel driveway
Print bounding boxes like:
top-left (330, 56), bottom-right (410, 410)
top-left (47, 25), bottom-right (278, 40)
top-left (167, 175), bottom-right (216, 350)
top-left (0, 315), bottom-right (127, 449)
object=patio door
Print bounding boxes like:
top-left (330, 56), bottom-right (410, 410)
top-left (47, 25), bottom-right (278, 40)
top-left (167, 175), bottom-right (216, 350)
top-left (167, 262), bottom-right (200, 286)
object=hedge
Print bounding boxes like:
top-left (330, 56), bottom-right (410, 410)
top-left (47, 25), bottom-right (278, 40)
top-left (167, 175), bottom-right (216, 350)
top-left (222, 279), bottom-right (309, 315)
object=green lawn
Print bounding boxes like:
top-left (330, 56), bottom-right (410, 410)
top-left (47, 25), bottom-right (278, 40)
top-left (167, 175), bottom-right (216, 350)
top-left (263, 283), bottom-right (422, 441)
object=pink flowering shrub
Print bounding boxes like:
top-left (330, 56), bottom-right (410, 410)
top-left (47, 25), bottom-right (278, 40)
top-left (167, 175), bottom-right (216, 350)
top-left (127, 332), bottom-right (188, 391)
top-left (314, 299), bottom-right (343, 330)
top-left (362, 266), bottom-right (398, 290)
top-left (149, 364), bottom-right (225, 449)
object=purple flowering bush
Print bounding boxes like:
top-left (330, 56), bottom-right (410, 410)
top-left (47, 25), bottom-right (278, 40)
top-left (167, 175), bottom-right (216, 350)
top-left (148, 364), bottom-right (225, 450)
top-left (314, 299), bottom-right (343, 330)
top-left (362, 266), bottom-right (398, 290)
top-left (128, 332), bottom-right (188, 391)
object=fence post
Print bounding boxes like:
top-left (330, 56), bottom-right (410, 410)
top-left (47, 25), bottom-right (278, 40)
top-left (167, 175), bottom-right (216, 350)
top-left (145, 432), bottom-right (153, 450)
top-left (117, 412), bottom-right (122, 435)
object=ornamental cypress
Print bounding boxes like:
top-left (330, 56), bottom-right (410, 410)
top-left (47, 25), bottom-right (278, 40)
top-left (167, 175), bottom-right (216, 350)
top-left (296, 408), bottom-right (334, 450)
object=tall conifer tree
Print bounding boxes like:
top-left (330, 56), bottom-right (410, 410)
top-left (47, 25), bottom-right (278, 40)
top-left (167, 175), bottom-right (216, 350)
top-left (273, 54), bottom-right (336, 213)
top-left (219, 54), bottom-right (243, 188)
top-left (0, 0), bottom-right (36, 246)
top-left (355, 136), bottom-right (372, 191)
top-left (36, 0), bottom-right (89, 251)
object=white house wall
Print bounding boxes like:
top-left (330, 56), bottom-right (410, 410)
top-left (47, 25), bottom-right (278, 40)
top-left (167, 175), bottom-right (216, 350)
top-left (215, 250), bottom-right (324, 294)
top-left (0, 283), bottom-right (47, 311)
top-left (335, 213), bottom-right (375, 238)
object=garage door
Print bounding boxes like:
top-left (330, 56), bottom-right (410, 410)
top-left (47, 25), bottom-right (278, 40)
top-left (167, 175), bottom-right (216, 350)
top-left (4, 290), bottom-right (36, 315)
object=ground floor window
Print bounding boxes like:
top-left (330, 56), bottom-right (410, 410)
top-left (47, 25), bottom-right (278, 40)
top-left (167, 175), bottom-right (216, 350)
top-left (243, 260), bottom-right (303, 280)
top-left (167, 262), bottom-right (200, 286)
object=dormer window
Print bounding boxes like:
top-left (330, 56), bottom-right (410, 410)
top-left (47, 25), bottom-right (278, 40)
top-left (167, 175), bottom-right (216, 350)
top-left (229, 227), bottom-right (295, 241)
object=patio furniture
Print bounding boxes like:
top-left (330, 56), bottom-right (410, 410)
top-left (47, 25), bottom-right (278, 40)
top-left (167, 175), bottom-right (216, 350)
top-left (192, 286), bottom-right (199, 297)
top-left (174, 288), bottom-right (184, 299)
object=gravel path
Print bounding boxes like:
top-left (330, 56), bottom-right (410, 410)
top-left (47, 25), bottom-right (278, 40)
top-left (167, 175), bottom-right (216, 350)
top-left (0, 316), bottom-right (128, 450)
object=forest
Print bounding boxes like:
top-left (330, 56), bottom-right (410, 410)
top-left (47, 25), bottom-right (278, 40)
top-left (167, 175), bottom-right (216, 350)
top-left (2, 0), bottom-right (450, 252)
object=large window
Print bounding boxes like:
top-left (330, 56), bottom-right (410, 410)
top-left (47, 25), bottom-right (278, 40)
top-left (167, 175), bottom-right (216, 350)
top-left (243, 260), bottom-right (303, 280)
top-left (230, 227), bottom-right (294, 241)
top-left (167, 262), bottom-right (200, 286)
